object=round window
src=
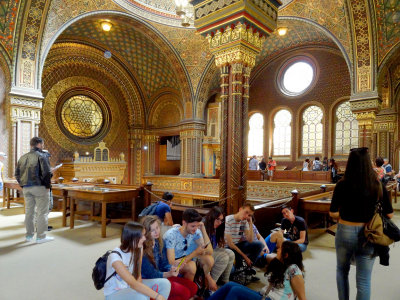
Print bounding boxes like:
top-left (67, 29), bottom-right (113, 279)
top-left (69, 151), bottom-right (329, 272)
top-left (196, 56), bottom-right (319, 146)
top-left (279, 58), bottom-right (315, 96)
top-left (61, 95), bottom-right (104, 138)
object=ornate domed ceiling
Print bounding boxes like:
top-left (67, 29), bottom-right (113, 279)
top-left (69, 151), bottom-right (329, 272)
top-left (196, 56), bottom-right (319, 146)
top-left (113, 0), bottom-right (184, 27)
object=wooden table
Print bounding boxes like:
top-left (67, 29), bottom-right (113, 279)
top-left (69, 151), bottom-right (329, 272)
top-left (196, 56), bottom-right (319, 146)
top-left (2, 180), bottom-right (23, 208)
top-left (66, 186), bottom-right (141, 237)
top-left (299, 191), bottom-right (333, 230)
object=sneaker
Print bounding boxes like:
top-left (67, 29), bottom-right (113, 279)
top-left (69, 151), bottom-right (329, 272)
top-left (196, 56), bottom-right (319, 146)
top-left (48, 226), bottom-right (53, 231)
top-left (36, 236), bottom-right (54, 244)
top-left (25, 236), bottom-right (34, 242)
top-left (250, 276), bottom-right (260, 282)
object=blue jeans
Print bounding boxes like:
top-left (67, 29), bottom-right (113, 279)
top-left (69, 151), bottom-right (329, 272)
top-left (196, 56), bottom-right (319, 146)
top-left (208, 282), bottom-right (262, 300)
top-left (265, 235), bottom-right (307, 253)
top-left (335, 223), bottom-right (375, 300)
top-left (232, 240), bottom-right (264, 265)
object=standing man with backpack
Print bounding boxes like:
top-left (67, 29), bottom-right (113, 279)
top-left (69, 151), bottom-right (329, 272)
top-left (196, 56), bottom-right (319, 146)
top-left (15, 137), bottom-right (53, 243)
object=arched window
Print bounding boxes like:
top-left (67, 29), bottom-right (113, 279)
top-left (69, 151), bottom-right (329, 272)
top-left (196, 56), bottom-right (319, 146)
top-left (248, 113), bottom-right (263, 157)
top-left (302, 105), bottom-right (323, 155)
top-left (273, 109), bottom-right (292, 155)
top-left (335, 101), bottom-right (358, 154)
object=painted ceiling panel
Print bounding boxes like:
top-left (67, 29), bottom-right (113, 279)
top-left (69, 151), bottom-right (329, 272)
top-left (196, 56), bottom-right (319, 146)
top-left (59, 16), bottom-right (180, 99)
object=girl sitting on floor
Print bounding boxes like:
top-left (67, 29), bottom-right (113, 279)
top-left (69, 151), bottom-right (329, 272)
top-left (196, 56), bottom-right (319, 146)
top-left (207, 241), bottom-right (306, 300)
top-left (104, 221), bottom-right (171, 300)
top-left (141, 215), bottom-right (198, 300)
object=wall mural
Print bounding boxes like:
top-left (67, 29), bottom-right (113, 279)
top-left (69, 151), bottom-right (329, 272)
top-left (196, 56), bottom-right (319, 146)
top-left (0, 0), bottom-right (20, 58)
top-left (376, 0), bottom-right (400, 64)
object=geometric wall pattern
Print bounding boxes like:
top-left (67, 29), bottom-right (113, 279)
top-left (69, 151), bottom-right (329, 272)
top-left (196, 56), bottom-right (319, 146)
top-left (61, 17), bottom-right (180, 100)
top-left (280, 0), bottom-right (351, 58)
top-left (256, 19), bottom-right (336, 66)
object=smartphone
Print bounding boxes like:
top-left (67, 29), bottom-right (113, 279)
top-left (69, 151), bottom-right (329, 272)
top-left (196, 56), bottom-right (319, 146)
top-left (202, 241), bottom-right (211, 249)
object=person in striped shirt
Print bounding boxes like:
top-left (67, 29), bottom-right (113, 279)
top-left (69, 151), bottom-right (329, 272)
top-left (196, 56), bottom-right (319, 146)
top-left (224, 203), bottom-right (263, 270)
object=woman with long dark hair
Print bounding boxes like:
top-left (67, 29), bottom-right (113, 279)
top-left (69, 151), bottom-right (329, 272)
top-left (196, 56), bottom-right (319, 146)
top-left (104, 221), bottom-right (171, 300)
top-left (141, 216), bottom-right (198, 300)
top-left (203, 206), bottom-right (235, 285)
top-left (329, 147), bottom-right (394, 300)
top-left (206, 241), bottom-right (306, 300)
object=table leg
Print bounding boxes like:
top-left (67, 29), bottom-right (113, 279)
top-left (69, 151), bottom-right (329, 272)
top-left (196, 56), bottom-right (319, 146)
top-left (101, 202), bottom-right (107, 238)
top-left (7, 187), bottom-right (11, 209)
top-left (62, 195), bottom-right (67, 227)
top-left (70, 198), bottom-right (75, 229)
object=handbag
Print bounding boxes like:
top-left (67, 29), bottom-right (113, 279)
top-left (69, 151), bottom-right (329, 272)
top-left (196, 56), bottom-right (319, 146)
top-left (364, 184), bottom-right (399, 246)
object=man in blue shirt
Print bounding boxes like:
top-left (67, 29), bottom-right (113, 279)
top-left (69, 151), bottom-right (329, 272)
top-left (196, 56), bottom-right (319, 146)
top-left (154, 192), bottom-right (174, 226)
top-left (163, 208), bottom-right (217, 291)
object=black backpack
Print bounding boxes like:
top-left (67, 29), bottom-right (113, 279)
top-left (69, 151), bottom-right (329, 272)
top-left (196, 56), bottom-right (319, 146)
top-left (92, 250), bottom-right (122, 290)
top-left (138, 201), bottom-right (159, 218)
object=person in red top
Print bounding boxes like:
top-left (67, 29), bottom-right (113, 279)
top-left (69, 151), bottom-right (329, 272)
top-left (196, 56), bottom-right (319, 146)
top-left (267, 156), bottom-right (277, 181)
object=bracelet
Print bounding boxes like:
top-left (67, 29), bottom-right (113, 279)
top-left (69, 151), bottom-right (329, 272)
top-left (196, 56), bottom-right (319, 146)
top-left (155, 293), bottom-right (160, 300)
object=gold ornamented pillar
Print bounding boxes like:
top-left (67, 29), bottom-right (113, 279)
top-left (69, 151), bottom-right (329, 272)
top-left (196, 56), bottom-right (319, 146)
top-left (192, 0), bottom-right (280, 214)
top-left (350, 95), bottom-right (381, 152)
top-left (144, 132), bottom-right (158, 176)
top-left (373, 112), bottom-right (397, 161)
top-left (9, 94), bottom-right (42, 174)
top-left (129, 128), bottom-right (144, 185)
top-left (180, 121), bottom-right (205, 177)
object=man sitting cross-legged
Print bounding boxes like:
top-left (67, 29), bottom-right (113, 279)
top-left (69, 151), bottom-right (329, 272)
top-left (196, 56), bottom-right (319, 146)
top-left (224, 203), bottom-right (263, 276)
top-left (265, 205), bottom-right (309, 253)
top-left (163, 208), bottom-right (217, 291)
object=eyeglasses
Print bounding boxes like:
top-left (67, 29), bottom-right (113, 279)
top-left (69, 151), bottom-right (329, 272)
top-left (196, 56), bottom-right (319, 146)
top-left (183, 239), bottom-right (187, 251)
top-left (350, 147), bottom-right (369, 153)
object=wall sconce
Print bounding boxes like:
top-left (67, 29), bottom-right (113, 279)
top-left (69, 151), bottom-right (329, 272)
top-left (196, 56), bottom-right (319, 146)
top-left (101, 21), bottom-right (112, 32)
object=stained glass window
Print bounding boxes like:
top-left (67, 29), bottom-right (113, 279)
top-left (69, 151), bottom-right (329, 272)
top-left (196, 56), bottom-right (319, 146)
top-left (248, 113), bottom-right (263, 157)
top-left (335, 101), bottom-right (358, 154)
top-left (273, 109), bottom-right (292, 155)
top-left (61, 95), bottom-right (104, 138)
top-left (302, 106), bottom-right (323, 155)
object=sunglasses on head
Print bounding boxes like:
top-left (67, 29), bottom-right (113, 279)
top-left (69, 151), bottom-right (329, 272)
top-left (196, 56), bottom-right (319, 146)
top-left (350, 147), bottom-right (369, 153)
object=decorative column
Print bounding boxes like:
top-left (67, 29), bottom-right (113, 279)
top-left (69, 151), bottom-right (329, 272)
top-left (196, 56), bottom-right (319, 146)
top-left (129, 128), bottom-right (144, 185)
top-left (180, 121), bottom-right (205, 177)
top-left (9, 94), bottom-right (42, 174)
top-left (350, 95), bottom-right (381, 151)
top-left (373, 112), bottom-right (396, 161)
top-left (191, 0), bottom-right (280, 214)
top-left (144, 132), bottom-right (158, 176)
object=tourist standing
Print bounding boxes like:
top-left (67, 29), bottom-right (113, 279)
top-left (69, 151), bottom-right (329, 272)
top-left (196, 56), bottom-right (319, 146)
top-left (248, 155), bottom-right (258, 170)
top-left (302, 159), bottom-right (310, 171)
top-left (329, 147), bottom-right (393, 300)
top-left (15, 137), bottom-right (53, 243)
top-left (267, 157), bottom-right (277, 181)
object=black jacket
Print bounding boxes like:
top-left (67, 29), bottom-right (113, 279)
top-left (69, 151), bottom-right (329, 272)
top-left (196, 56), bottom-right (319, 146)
top-left (15, 148), bottom-right (51, 189)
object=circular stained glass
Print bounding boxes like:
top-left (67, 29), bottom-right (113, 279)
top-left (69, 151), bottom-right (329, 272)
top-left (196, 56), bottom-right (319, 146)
top-left (281, 61), bottom-right (314, 96)
top-left (61, 95), bottom-right (104, 138)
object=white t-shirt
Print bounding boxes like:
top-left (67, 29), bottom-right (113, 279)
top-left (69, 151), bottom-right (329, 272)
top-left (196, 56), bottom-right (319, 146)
top-left (103, 247), bottom-right (134, 297)
top-left (267, 264), bottom-right (304, 300)
top-left (0, 161), bottom-right (4, 183)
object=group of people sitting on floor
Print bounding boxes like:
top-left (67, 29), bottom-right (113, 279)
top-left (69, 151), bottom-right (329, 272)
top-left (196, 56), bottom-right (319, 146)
top-left (103, 199), bottom-right (308, 300)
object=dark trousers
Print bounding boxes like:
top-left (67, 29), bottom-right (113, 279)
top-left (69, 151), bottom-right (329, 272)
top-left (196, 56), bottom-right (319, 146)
top-left (231, 240), bottom-right (263, 266)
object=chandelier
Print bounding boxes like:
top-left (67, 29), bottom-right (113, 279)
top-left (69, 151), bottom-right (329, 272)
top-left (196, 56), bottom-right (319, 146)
top-left (175, 0), bottom-right (194, 27)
